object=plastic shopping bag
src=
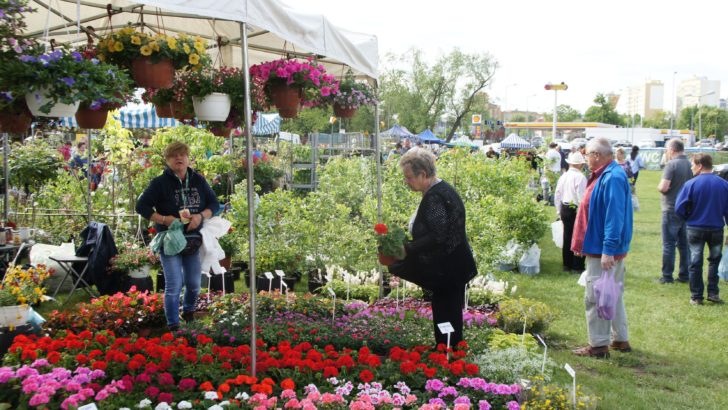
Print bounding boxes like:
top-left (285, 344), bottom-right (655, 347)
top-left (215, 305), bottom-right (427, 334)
top-left (551, 220), bottom-right (563, 248)
top-left (518, 243), bottom-right (541, 275)
top-left (593, 269), bottom-right (623, 320)
top-left (632, 193), bottom-right (640, 212)
top-left (719, 245), bottom-right (728, 282)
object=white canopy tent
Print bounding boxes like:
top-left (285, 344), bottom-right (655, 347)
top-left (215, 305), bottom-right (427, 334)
top-left (6, 0), bottom-right (382, 376)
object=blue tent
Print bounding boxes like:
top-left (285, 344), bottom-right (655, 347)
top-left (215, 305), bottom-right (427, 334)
top-left (60, 106), bottom-right (181, 128)
top-left (416, 129), bottom-right (444, 144)
top-left (382, 124), bottom-right (415, 138)
top-left (251, 113), bottom-right (281, 136)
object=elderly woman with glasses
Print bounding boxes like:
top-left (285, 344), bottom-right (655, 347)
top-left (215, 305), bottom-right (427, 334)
top-left (387, 148), bottom-right (477, 347)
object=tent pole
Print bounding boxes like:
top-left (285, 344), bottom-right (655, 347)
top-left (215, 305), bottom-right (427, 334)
top-left (3, 133), bottom-right (8, 223)
top-left (375, 90), bottom-right (384, 299)
top-left (87, 131), bottom-right (92, 223)
top-left (240, 21), bottom-right (257, 377)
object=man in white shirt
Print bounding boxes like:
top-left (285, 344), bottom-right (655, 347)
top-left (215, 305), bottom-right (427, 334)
top-left (554, 152), bottom-right (588, 272)
top-left (545, 142), bottom-right (563, 173)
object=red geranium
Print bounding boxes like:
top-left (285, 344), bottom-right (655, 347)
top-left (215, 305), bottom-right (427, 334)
top-left (374, 223), bottom-right (388, 235)
top-left (359, 369), bottom-right (374, 383)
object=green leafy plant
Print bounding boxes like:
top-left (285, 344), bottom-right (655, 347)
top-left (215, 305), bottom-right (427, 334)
top-left (374, 223), bottom-right (406, 258)
top-left (8, 139), bottom-right (63, 193)
top-left (475, 346), bottom-right (555, 384)
top-left (487, 328), bottom-right (538, 351)
top-left (110, 246), bottom-right (159, 271)
top-left (498, 297), bottom-right (555, 334)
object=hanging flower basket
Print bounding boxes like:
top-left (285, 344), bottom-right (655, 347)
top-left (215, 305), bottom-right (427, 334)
top-left (128, 265), bottom-right (151, 279)
top-left (25, 89), bottom-right (80, 118)
top-left (0, 104), bottom-right (33, 135)
top-left (155, 103), bottom-right (174, 118)
top-left (377, 252), bottom-right (398, 266)
top-left (209, 126), bottom-right (232, 137)
top-left (192, 93), bottom-right (232, 121)
top-left (131, 57), bottom-right (175, 89)
top-left (171, 101), bottom-right (194, 121)
top-left (334, 102), bottom-right (357, 118)
top-left (75, 106), bottom-right (109, 129)
top-left (268, 81), bottom-right (302, 118)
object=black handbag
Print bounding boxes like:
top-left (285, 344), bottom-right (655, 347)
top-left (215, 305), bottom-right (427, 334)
top-left (180, 233), bottom-right (203, 256)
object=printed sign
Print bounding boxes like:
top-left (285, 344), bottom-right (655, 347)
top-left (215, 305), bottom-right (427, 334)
top-left (275, 270), bottom-right (285, 277)
top-left (437, 322), bottom-right (455, 334)
top-left (263, 272), bottom-right (274, 279)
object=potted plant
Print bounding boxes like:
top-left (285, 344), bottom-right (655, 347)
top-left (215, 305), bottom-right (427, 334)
top-left (218, 228), bottom-right (238, 270)
top-left (181, 66), bottom-right (247, 123)
top-left (249, 58), bottom-right (339, 118)
top-left (330, 69), bottom-right (377, 118)
top-left (73, 52), bottom-right (135, 129)
top-left (0, 0), bottom-right (36, 132)
top-left (95, 26), bottom-right (210, 88)
top-left (0, 264), bottom-right (54, 327)
top-left (110, 246), bottom-right (159, 278)
top-left (374, 223), bottom-right (406, 265)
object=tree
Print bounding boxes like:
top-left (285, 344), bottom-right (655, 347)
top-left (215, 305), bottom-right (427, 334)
top-left (280, 107), bottom-right (331, 135)
top-left (643, 110), bottom-right (671, 129)
top-left (543, 104), bottom-right (582, 122)
top-left (583, 93), bottom-right (623, 125)
top-left (678, 105), bottom-right (728, 140)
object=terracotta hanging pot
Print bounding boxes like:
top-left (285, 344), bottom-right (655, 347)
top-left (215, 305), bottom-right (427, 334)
top-left (75, 106), bottom-right (109, 129)
top-left (210, 126), bottom-right (232, 137)
top-left (268, 81), bottom-right (301, 118)
top-left (0, 103), bottom-right (33, 134)
top-left (334, 102), bottom-right (357, 118)
top-left (171, 101), bottom-right (194, 121)
top-left (131, 57), bottom-right (175, 89)
top-left (155, 103), bottom-right (174, 118)
top-left (377, 252), bottom-right (398, 266)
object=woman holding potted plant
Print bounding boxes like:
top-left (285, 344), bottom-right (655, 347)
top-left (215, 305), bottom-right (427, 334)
top-left (388, 148), bottom-right (478, 347)
top-left (136, 141), bottom-right (219, 331)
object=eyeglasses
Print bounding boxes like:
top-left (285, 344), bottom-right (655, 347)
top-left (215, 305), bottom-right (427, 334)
top-left (585, 151), bottom-right (599, 157)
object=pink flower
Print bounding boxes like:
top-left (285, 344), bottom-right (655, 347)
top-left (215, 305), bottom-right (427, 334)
top-left (28, 393), bottom-right (50, 406)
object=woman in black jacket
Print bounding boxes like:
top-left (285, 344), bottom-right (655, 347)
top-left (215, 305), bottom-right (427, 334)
top-left (136, 142), bottom-right (219, 331)
top-left (391, 148), bottom-right (477, 346)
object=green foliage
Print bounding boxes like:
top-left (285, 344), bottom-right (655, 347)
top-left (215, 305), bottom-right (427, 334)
top-left (487, 328), bottom-right (538, 351)
top-left (327, 279), bottom-right (380, 302)
top-left (498, 297), bottom-right (555, 334)
top-left (583, 93), bottom-right (623, 125)
top-left (280, 107), bottom-right (331, 135)
top-left (8, 139), bottom-right (62, 192)
top-left (543, 104), bottom-right (582, 122)
top-left (521, 376), bottom-right (599, 410)
top-left (475, 346), bottom-right (555, 384)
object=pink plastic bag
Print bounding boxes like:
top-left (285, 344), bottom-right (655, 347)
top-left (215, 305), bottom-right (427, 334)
top-left (593, 269), bottom-right (623, 320)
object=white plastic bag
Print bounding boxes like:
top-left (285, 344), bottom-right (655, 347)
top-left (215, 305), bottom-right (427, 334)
top-left (718, 245), bottom-right (728, 282)
top-left (551, 220), bottom-right (563, 248)
top-left (518, 243), bottom-right (541, 275)
top-left (30, 243), bottom-right (75, 293)
top-left (632, 193), bottom-right (640, 212)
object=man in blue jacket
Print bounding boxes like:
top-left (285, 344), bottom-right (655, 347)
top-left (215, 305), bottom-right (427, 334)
top-left (571, 137), bottom-right (633, 358)
top-left (675, 153), bottom-right (728, 305)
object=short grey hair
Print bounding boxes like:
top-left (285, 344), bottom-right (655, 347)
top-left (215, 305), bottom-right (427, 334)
top-left (666, 138), bottom-right (684, 153)
top-left (399, 147), bottom-right (437, 177)
top-left (586, 137), bottom-right (613, 156)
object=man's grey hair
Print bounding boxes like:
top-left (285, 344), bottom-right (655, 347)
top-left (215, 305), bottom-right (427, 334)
top-left (586, 137), bottom-right (613, 156)
top-left (399, 147), bottom-right (437, 177)
top-left (667, 138), bottom-right (684, 153)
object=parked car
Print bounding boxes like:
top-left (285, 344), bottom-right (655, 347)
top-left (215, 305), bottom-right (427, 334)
top-left (613, 140), bottom-right (632, 148)
top-left (713, 164), bottom-right (728, 182)
top-left (570, 137), bottom-right (587, 147)
top-left (530, 136), bottom-right (544, 148)
top-left (695, 139), bottom-right (715, 148)
top-left (636, 139), bottom-right (656, 148)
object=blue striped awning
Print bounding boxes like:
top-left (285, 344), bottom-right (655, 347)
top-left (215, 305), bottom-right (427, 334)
top-left (59, 106), bottom-right (180, 129)
top-left (500, 133), bottom-right (532, 149)
top-left (251, 113), bottom-right (280, 136)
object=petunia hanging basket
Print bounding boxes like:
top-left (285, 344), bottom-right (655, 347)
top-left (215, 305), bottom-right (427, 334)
top-left (131, 57), bottom-right (175, 89)
top-left (333, 102), bottom-right (357, 118)
top-left (268, 81), bottom-right (302, 118)
top-left (192, 92), bottom-right (231, 122)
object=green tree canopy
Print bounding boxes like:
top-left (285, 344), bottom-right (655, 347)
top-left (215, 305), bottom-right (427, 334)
top-left (543, 104), bottom-right (582, 122)
top-left (583, 93), bottom-right (623, 125)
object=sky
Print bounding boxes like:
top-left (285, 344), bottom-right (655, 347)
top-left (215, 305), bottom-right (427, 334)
top-left (293, 0), bottom-right (728, 115)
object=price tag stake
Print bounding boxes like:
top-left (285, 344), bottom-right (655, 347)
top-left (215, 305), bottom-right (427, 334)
top-left (564, 363), bottom-right (576, 409)
top-left (437, 322), bottom-right (455, 358)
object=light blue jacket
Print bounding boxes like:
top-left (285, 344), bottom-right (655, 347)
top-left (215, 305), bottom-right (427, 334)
top-left (583, 161), bottom-right (633, 256)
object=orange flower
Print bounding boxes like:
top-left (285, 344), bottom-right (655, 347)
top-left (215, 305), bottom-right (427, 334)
top-left (199, 381), bottom-right (214, 391)
top-left (280, 378), bottom-right (295, 390)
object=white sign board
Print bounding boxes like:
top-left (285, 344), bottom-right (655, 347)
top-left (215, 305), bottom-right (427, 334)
top-left (275, 270), bottom-right (285, 277)
top-left (263, 272), bottom-right (274, 279)
top-left (437, 322), bottom-right (455, 334)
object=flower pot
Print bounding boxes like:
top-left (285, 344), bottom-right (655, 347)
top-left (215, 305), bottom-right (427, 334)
top-left (0, 305), bottom-right (31, 327)
top-left (0, 324), bottom-right (33, 357)
top-left (25, 89), bottom-right (80, 117)
top-left (219, 256), bottom-right (232, 270)
top-left (334, 102), bottom-right (357, 118)
top-left (210, 126), bottom-right (232, 137)
top-left (155, 103), bottom-right (174, 118)
top-left (0, 103), bottom-right (33, 134)
top-left (171, 100), bottom-right (194, 121)
top-left (131, 57), bottom-right (175, 89)
top-left (75, 107), bottom-right (109, 129)
top-left (129, 265), bottom-right (151, 279)
top-left (268, 81), bottom-right (301, 118)
top-left (378, 252), bottom-right (398, 266)
top-left (193, 93), bottom-right (231, 121)
top-left (202, 272), bottom-right (235, 293)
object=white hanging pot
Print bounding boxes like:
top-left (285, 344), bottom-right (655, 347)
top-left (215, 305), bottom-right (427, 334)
top-left (192, 92), bottom-right (231, 121)
top-left (25, 88), bottom-right (80, 117)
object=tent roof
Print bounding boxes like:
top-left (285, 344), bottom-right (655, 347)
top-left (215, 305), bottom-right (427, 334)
top-left (24, 0), bottom-right (378, 79)
top-left (415, 129), bottom-right (443, 143)
top-left (382, 124), bottom-right (414, 137)
top-left (500, 133), bottom-right (532, 149)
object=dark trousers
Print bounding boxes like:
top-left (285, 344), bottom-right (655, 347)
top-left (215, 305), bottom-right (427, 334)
top-left (431, 281), bottom-right (466, 347)
top-left (687, 227), bottom-right (723, 300)
top-left (560, 205), bottom-right (585, 271)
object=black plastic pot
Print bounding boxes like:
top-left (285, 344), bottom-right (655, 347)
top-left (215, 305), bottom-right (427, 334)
top-left (202, 272), bottom-right (235, 293)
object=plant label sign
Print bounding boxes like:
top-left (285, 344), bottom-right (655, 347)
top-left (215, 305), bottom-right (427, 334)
top-left (437, 322), bottom-right (455, 334)
top-left (536, 334), bottom-right (548, 373)
top-left (275, 270), bottom-right (285, 277)
top-left (564, 363), bottom-right (576, 407)
top-left (327, 287), bottom-right (336, 297)
top-left (263, 272), bottom-right (274, 279)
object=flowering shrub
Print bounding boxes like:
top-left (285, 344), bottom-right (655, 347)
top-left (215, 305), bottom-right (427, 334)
top-left (498, 297), bottom-right (555, 334)
top-left (43, 287), bottom-right (165, 336)
top-left (95, 26), bottom-right (210, 69)
top-left (0, 264), bottom-right (53, 306)
top-left (330, 69), bottom-right (377, 109)
top-left (475, 346), bottom-right (556, 384)
top-left (374, 223), bottom-right (406, 258)
top-left (110, 246), bottom-right (159, 271)
top-left (249, 58), bottom-right (339, 108)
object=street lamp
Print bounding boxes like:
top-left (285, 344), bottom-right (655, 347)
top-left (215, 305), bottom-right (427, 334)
top-left (688, 91), bottom-right (716, 140)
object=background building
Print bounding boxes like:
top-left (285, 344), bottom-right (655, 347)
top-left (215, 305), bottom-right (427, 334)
top-left (617, 80), bottom-right (664, 119)
top-left (676, 76), bottom-right (721, 114)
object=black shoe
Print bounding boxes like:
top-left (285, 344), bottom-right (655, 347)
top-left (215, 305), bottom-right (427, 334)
top-left (659, 277), bottom-right (674, 284)
top-left (690, 298), bottom-right (703, 306)
top-left (707, 295), bottom-right (724, 304)
top-left (181, 311), bottom-right (195, 323)
top-left (676, 277), bottom-right (689, 283)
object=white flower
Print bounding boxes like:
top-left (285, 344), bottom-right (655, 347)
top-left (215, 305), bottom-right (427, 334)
top-left (234, 392), bottom-right (249, 400)
top-left (178, 402), bottom-right (193, 409)
top-left (120, 408), bottom-right (132, 410)
top-left (219, 401), bottom-right (230, 406)
top-left (137, 399), bottom-right (152, 408)
top-left (204, 391), bottom-right (219, 400)
top-left (155, 403), bottom-right (172, 410)
top-left (208, 406), bottom-right (224, 410)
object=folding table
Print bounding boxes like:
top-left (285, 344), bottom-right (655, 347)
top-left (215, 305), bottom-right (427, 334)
top-left (49, 255), bottom-right (98, 302)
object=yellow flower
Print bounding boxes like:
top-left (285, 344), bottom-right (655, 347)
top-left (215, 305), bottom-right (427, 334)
top-left (121, 27), bottom-right (135, 36)
top-left (107, 40), bottom-right (116, 53)
top-left (131, 36), bottom-right (142, 45)
top-left (150, 41), bottom-right (160, 52)
top-left (140, 45), bottom-right (152, 56)
top-left (167, 37), bottom-right (177, 50)
top-left (113, 41), bottom-right (124, 52)
top-left (188, 53), bottom-right (200, 65)
top-left (194, 41), bottom-right (205, 54)
top-left (183, 43), bottom-right (191, 54)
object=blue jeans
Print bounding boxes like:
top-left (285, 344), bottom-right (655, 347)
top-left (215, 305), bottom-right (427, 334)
top-left (687, 227), bottom-right (724, 300)
top-left (159, 250), bottom-right (201, 327)
top-left (662, 210), bottom-right (689, 281)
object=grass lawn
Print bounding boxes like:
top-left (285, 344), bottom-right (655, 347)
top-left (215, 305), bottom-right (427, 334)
top-left (498, 169), bottom-right (728, 409)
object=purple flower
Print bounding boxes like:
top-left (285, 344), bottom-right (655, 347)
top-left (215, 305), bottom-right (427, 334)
top-left (71, 51), bottom-right (82, 61)
top-left (19, 54), bottom-right (36, 63)
top-left (507, 400), bottom-right (520, 410)
top-left (89, 100), bottom-right (102, 110)
top-left (428, 398), bottom-right (447, 407)
top-left (438, 386), bottom-right (458, 397)
top-left (28, 393), bottom-right (50, 406)
top-left (425, 379), bottom-right (445, 392)
top-left (455, 396), bottom-right (472, 406)
top-left (0, 91), bottom-right (13, 102)
top-left (60, 77), bottom-right (75, 87)
top-left (478, 400), bottom-right (491, 410)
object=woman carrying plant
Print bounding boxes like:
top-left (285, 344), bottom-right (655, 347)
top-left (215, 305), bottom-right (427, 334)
top-left (136, 142), bottom-right (219, 331)
top-left (389, 148), bottom-right (477, 347)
